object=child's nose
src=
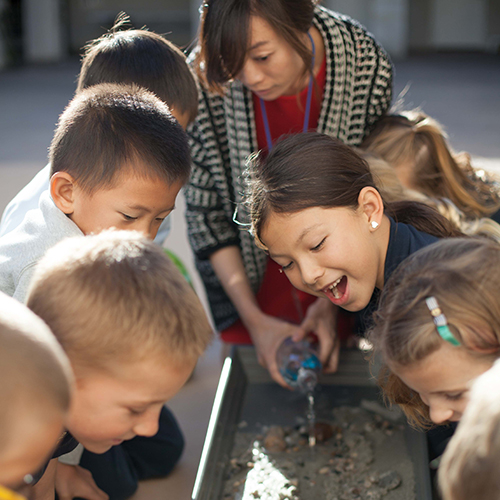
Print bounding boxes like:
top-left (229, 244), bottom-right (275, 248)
top-left (300, 263), bottom-right (324, 287)
top-left (429, 403), bottom-right (454, 425)
top-left (133, 409), bottom-right (160, 437)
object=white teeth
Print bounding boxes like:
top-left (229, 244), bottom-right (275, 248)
top-left (328, 276), bottom-right (343, 299)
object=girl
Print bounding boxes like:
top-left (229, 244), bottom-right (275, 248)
top-left (244, 132), bottom-right (460, 357)
top-left (368, 237), bottom-right (500, 429)
top-left (361, 110), bottom-right (500, 222)
top-left (185, 0), bottom-right (393, 385)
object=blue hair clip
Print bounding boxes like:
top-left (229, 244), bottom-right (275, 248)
top-left (425, 297), bottom-right (460, 346)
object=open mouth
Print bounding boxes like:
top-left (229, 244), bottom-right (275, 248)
top-left (323, 275), bottom-right (347, 302)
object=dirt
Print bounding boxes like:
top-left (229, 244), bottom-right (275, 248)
top-left (222, 406), bottom-right (416, 500)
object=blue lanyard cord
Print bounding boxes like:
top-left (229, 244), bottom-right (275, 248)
top-left (259, 32), bottom-right (316, 152)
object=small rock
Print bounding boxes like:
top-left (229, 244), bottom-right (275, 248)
top-left (319, 466), bottom-right (330, 474)
top-left (314, 422), bottom-right (334, 443)
top-left (378, 470), bottom-right (401, 491)
top-left (264, 426), bottom-right (287, 452)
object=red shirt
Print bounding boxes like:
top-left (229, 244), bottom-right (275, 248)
top-left (220, 55), bottom-right (327, 344)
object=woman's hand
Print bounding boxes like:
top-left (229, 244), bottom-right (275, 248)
top-left (296, 298), bottom-right (340, 373)
top-left (247, 313), bottom-right (306, 388)
top-left (55, 464), bottom-right (109, 500)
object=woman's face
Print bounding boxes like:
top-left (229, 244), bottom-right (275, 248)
top-left (259, 204), bottom-right (388, 312)
top-left (392, 343), bottom-right (494, 424)
top-left (236, 15), bottom-right (309, 100)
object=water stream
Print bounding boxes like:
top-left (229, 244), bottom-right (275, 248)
top-left (307, 390), bottom-right (316, 448)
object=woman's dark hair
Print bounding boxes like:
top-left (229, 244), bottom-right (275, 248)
top-left (245, 132), bottom-right (461, 248)
top-left (195, 0), bottom-right (316, 93)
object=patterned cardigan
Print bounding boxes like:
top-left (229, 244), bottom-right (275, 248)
top-left (185, 6), bottom-right (393, 331)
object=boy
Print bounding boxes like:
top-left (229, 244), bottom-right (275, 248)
top-left (0, 83), bottom-right (191, 499)
top-left (438, 360), bottom-right (500, 500)
top-left (0, 17), bottom-right (198, 244)
top-left (0, 292), bottom-right (72, 498)
top-left (26, 230), bottom-right (212, 500)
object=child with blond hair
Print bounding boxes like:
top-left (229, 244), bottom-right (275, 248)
top-left (439, 360), bottom-right (500, 500)
top-left (361, 110), bottom-right (500, 222)
top-left (0, 292), bottom-right (72, 499)
top-left (26, 230), bottom-right (212, 500)
top-left (369, 237), bottom-right (500, 429)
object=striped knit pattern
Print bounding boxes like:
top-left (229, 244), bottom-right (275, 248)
top-left (185, 6), bottom-right (393, 331)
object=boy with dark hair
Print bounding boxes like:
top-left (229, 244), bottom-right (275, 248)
top-left (0, 83), bottom-right (191, 499)
top-left (26, 231), bottom-right (212, 500)
top-left (0, 17), bottom-right (198, 242)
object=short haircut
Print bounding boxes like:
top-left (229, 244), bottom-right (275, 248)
top-left (26, 230), bottom-right (213, 373)
top-left (439, 360), bottom-right (500, 500)
top-left (77, 15), bottom-right (198, 124)
top-left (49, 83), bottom-right (191, 194)
top-left (0, 292), bottom-right (72, 451)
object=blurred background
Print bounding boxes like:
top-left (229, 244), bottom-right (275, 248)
top-left (0, 0), bottom-right (499, 68)
top-left (0, 1), bottom-right (499, 498)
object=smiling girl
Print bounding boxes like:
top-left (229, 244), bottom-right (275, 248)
top-left (246, 132), bottom-right (459, 329)
top-left (186, 0), bottom-right (393, 385)
top-left (369, 237), bottom-right (500, 429)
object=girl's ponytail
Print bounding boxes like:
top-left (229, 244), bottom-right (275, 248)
top-left (384, 200), bottom-right (462, 238)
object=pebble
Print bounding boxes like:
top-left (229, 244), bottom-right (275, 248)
top-left (264, 426), bottom-right (287, 453)
top-left (378, 470), bottom-right (401, 491)
top-left (314, 422), bottom-right (334, 443)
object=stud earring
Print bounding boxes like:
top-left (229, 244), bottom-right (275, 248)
top-left (371, 220), bottom-right (379, 229)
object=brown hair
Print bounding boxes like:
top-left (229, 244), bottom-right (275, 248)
top-left (369, 238), bottom-right (500, 429)
top-left (77, 13), bottom-right (198, 124)
top-left (362, 110), bottom-right (500, 218)
top-left (245, 132), bottom-right (460, 250)
top-left (195, 0), bottom-right (316, 93)
top-left (439, 360), bottom-right (500, 500)
top-left (49, 83), bottom-right (191, 194)
top-left (27, 230), bottom-right (213, 373)
top-left (361, 150), bottom-right (500, 243)
top-left (0, 292), bottom-right (72, 451)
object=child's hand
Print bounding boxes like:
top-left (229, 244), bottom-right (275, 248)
top-left (55, 464), bottom-right (109, 500)
top-left (298, 298), bottom-right (339, 373)
top-left (248, 314), bottom-right (306, 389)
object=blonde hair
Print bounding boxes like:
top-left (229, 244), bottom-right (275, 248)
top-left (362, 110), bottom-right (500, 218)
top-left (439, 360), bottom-right (500, 500)
top-left (360, 150), bottom-right (500, 243)
top-left (369, 238), bottom-right (500, 429)
top-left (0, 292), bottom-right (72, 451)
top-left (27, 230), bottom-right (213, 372)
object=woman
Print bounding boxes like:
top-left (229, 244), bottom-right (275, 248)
top-left (185, 0), bottom-right (393, 385)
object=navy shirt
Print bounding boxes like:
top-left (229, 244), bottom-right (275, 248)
top-left (356, 216), bottom-right (439, 333)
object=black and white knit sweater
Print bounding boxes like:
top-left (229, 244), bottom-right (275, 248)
top-left (185, 6), bottom-right (393, 331)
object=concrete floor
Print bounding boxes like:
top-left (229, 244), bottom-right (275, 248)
top-left (0, 52), bottom-right (499, 499)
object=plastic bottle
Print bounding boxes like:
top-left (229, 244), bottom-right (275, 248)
top-left (276, 337), bottom-right (322, 391)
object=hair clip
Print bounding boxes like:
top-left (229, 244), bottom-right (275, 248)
top-left (425, 297), bottom-right (460, 346)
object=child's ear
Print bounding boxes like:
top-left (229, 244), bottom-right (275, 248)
top-left (50, 172), bottom-right (77, 215)
top-left (358, 186), bottom-right (384, 230)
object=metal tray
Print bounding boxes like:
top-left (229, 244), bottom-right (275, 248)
top-left (192, 346), bottom-right (433, 500)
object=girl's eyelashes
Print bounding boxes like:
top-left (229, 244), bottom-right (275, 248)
top-left (282, 261), bottom-right (293, 271)
top-left (128, 407), bottom-right (146, 415)
top-left (121, 213), bottom-right (138, 221)
top-left (311, 237), bottom-right (326, 251)
top-left (444, 392), bottom-right (465, 401)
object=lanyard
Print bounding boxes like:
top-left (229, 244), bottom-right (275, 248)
top-left (259, 32), bottom-right (316, 152)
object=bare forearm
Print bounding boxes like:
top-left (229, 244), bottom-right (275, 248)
top-left (209, 246), bottom-right (263, 328)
